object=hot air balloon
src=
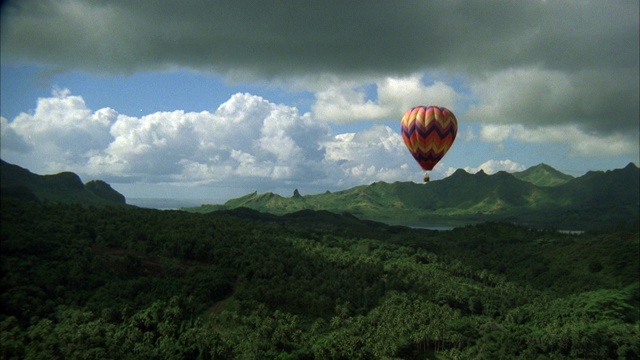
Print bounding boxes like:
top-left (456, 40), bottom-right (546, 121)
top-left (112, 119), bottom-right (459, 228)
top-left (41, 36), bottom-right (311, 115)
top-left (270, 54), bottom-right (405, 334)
top-left (400, 105), bottom-right (458, 182)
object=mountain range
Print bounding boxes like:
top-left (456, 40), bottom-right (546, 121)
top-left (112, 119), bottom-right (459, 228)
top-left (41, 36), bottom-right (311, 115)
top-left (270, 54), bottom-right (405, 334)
top-left (1, 159), bottom-right (637, 230)
top-left (0, 159), bottom-right (126, 206)
top-left (187, 163), bottom-right (639, 230)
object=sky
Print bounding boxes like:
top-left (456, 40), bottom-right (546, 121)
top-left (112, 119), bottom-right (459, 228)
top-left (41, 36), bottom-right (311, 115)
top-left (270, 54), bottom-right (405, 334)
top-left (1, 0), bottom-right (638, 205)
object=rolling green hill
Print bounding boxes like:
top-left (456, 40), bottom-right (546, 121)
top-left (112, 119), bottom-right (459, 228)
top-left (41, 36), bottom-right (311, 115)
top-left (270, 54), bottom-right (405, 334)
top-left (512, 163), bottom-right (574, 186)
top-left (187, 163), bottom-right (639, 230)
top-left (0, 159), bottom-right (126, 206)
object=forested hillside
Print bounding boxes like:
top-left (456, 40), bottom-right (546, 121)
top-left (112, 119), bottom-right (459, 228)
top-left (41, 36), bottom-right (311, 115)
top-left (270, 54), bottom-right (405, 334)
top-left (1, 199), bottom-right (638, 359)
top-left (512, 163), bottom-right (574, 187)
top-left (187, 163), bottom-right (639, 230)
top-left (0, 159), bottom-right (126, 206)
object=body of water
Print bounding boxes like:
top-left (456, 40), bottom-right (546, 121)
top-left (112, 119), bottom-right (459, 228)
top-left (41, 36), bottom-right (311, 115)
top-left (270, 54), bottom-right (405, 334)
top-left (128, 198), bottom-right (222, 210)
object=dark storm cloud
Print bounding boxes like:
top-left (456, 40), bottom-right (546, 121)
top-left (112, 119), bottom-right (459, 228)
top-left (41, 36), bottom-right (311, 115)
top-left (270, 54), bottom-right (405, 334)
top-left (1, 0), bottom-right (637, 76)
top-left (1, 0), bottom-right (638, 135)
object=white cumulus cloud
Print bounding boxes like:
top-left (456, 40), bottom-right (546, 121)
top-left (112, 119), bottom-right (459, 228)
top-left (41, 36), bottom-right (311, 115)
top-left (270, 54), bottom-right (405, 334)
top-left (5, 89), bottom-right (428, 190)
top-left (311, 74), bottom-right (464, 122)
top-left (321, 125), bottom-right (420, 186)
top-left (1, 116), bottom-right (32, 154)
top-left (479, 125), bottom-right (512, 143)
top-left (444, 159), bottom-right (526, 176)
top-left (477, 124), bottom-right (638, 157)
top-left (2, 88), bottom-right (115, 172)
top-left (86, 92), bottom-right (332, 184)
top-left (0, 90), bottom-right (334, 183)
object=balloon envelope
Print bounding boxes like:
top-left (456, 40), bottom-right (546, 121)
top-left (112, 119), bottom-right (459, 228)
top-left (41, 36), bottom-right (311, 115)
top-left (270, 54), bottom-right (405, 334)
top-left (400, 105), bottom-right (458, 171)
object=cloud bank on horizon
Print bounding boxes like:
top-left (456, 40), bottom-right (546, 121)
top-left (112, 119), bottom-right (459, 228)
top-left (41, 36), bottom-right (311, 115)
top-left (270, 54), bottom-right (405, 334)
top-left (1, 89), bottom-right (413, 190)
top-left (1, 0), bottom-right (638, 198)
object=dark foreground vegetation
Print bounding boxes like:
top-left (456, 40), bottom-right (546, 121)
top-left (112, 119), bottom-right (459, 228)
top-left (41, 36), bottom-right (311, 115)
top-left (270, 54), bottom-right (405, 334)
top-left (1, 199), bottom-right (638, 359)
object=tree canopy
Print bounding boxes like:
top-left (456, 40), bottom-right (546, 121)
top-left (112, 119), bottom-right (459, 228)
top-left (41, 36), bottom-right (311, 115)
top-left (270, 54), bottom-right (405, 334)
top-left (1, 199), bottom-right (638, 359)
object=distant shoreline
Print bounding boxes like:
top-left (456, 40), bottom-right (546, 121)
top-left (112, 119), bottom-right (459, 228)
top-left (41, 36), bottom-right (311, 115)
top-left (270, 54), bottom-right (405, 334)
top-left (375, 218), bottom-right (585, 233)
top-left (127, 198), bottom-right (224, 210)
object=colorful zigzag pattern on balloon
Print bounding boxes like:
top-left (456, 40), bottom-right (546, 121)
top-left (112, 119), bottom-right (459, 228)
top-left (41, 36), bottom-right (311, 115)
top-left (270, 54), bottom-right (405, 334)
top-left (400, 105), bottom-right (458, 171)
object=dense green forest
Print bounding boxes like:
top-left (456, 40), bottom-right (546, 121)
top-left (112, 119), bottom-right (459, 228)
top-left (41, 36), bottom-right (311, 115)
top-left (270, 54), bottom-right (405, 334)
top-left (1, 199), bottom-right (638, 359)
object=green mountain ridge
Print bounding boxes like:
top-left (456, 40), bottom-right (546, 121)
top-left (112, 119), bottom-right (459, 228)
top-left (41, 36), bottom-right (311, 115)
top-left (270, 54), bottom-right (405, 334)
top-left (512, 163), bottom-right (575, 187)
top-left (188, 163), bottom-right (639, 230)
top-left (2, 158), bottom-right (637, 229)
top-left (0, 159), bottom-right (126, 206)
